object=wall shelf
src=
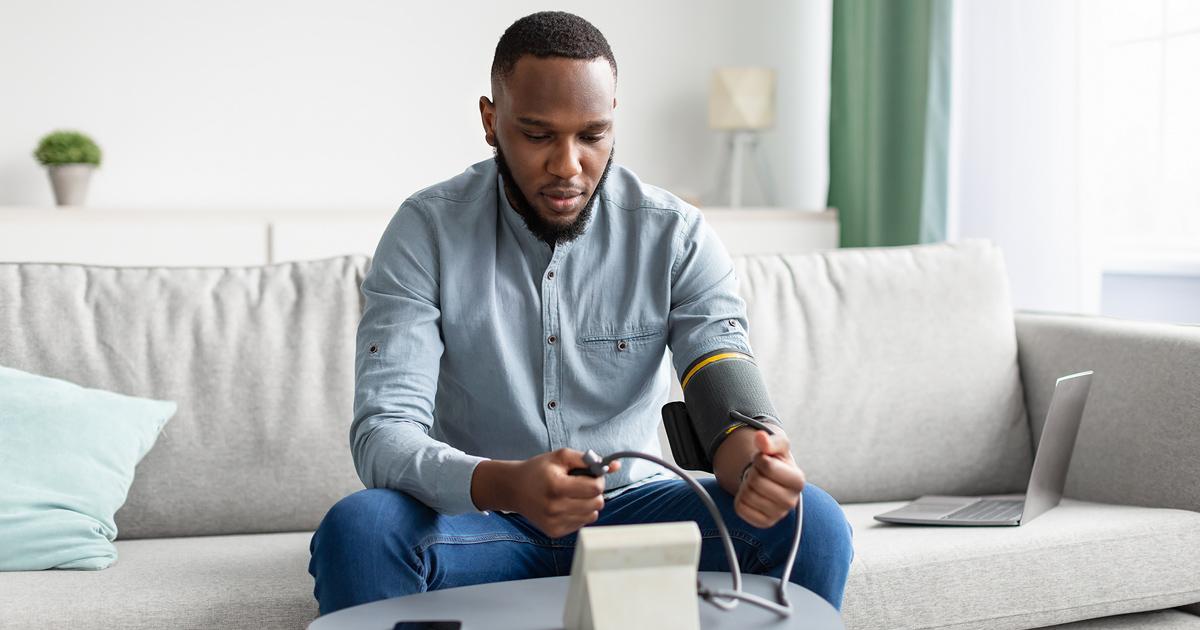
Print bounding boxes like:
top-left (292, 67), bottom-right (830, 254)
top-left (0, 206), bottom-right (838, 266)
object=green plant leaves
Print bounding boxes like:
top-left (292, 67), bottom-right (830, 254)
top-left (33, 130), bottom-right (102, 166)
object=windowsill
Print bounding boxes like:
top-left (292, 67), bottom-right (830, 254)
top-left (1102, 252), bottom-right (1200, 277)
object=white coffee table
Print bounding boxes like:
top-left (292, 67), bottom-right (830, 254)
top-left (308, 571), bottom-right (844, 629)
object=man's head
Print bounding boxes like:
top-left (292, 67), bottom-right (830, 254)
top-left (481, 11), bottom-right (617, 245)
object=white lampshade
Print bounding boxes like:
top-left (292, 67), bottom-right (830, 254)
top-left (708, 67), bottom-right (776, 130)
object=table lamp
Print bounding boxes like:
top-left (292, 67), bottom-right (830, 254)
top-left (709, 67), bottom-right (776, 208)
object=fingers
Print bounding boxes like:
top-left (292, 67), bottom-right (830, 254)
top-left (549, 449), bottom-right (622, 499)
top-left (554, 465), bottom-right (607, 499)
top-left (742, 466), bottom-right (800, 508)
top-left (752, 450), bottom-right (806, 492)
top-left (753, 429), bottom-right (794, 459)
top-left (737, 437), bottom-right (805, 528)
top-left (540, 493), bottom-right (603, 538)
top-left (743, 479), bottom-right (790, 516)
top-left (548, 495), bottom-right (605, 517)
top-left (555, 448), bottom-right (590, 470)
top-left (542, 511), bottom-right (599, 539)
top-left (521, 450), bottom-right (614, 538)
top-left (734, 488), bottom-right (776, 528)
top-left (552, 475), bottom-right (605, 499)
top-left (737, 481), bottom-right (793, 528)
top-left (753, 429), bottom-right (778, 455)
top-left (526, 449), bottom-right (629, 537)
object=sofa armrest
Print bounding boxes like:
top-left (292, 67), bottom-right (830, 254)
top-left (1015, 312), bottom-right (1200, 513)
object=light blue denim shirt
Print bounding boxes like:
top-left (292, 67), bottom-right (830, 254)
top-left (351, 158), bottom-right (753, 515)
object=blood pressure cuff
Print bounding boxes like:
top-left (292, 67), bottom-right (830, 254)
top-left (662, 349), bottom-right (782, 473)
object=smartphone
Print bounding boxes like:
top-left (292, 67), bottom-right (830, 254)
top-left (392, 622), bottom-right (462, 630)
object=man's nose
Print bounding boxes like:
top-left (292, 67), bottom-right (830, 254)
top-left (547, 139), bottom-right (583, 180)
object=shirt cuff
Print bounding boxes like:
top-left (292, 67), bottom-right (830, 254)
top-left (436, 452), bottom-right (490, 515)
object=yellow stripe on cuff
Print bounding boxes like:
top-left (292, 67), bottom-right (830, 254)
top-left (680, 351), bottom-right (753, 390)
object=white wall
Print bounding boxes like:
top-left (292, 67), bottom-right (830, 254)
top-left (0, 1), bottom-right (830, 211)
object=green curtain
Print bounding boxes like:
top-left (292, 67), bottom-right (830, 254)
top-left (828, 0), bottom-right (953, 248)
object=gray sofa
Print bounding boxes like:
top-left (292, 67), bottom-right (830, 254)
top-left (2, 240), bottom-right (1198, 629)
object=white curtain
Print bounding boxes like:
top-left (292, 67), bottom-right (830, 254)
top-left (947, 0), bottom-right (1097, 315)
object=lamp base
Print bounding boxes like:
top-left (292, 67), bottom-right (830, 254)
top-left (709, 131), bottom-right (775, 208)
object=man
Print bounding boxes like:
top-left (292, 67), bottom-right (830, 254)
top-left (309, 11), bottom-right (853, 615)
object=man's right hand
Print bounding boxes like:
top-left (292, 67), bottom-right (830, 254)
top-left (470, 448), bottom-right (620, 538)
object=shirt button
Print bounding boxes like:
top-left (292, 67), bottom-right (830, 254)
top-left (547, 400), bottom-right (558, 410)
top-left (547, 270), bottom-right (556, 280)
top-left (616, 340), bottom-right (628, 351)
top-left (547, 335), bottom-right (557, 344)
top-left (728, 319), bottom-right (737, 327)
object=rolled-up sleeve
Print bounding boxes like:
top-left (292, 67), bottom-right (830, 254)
top-left (666, 208), bottom-right (754, 378)
top-left (350, 199), bottom-right (487, 515)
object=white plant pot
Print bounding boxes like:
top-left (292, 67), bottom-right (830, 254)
top-left (47, 164), bottom-right (95, 207)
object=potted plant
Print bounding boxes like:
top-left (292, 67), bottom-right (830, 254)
top-left (33, 130), bottom-right (102, 207)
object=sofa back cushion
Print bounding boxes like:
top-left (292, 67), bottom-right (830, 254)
top-left (733, 240), bottom-right (1033, 503)
top-left (0, 257), bottom-right (367, 539)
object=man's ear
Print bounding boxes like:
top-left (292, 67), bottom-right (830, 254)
top-left (479, 96), bottom-right (497, 147)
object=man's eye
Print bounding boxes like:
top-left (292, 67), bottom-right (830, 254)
top-left (523, 133), bottom-right (550, 142)
top-left (581, 134), bottom-right (605, 143)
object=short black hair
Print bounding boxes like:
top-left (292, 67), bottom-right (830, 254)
top-left (491, 11), bottom-right (617, 93)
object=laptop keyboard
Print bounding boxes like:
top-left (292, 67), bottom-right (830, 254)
top-left (942, 499), bottom-right (1024, 522)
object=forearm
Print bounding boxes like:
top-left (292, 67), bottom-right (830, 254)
top-left (713, 427), bottom-right (757, 495)
top-left (351, 416), bottom-right (486, 515)
top-left (470, 459), bottom-right (520, 512)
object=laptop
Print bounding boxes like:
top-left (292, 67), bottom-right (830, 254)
top-left (874, 370), bottom-right (1093, 526)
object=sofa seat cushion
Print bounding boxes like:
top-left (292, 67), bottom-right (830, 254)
top-left (0, 532), bottom-right (316, 629)
top-left (841, 500), bottom-right (1200, 630)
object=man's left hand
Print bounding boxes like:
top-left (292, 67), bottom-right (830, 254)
top-left (734, 430), bottom-right (806, 528)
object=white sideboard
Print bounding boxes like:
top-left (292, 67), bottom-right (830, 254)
top-left (0, 206), bottom-right (838, 266)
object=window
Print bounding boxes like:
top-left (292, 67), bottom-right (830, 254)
top-left (1079, 0), bottom-right (1200, 267)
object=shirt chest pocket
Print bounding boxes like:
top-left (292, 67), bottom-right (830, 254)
top-left (576, 325), bottom-right (666, 353)
top-left (572, 325), bottom-right (669, 399)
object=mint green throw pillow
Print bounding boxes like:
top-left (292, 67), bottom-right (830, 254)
top-left (0, 366), bottom-right (176, 570)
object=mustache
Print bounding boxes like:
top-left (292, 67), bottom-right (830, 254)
top-left (493, 142), bottom-right (615, 246)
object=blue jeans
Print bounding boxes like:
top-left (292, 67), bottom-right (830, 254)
top-left (309, 478), bottom-right (854, 616)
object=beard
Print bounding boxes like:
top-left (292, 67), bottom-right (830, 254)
top-left (494, 141), bottom-right (615, 246)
